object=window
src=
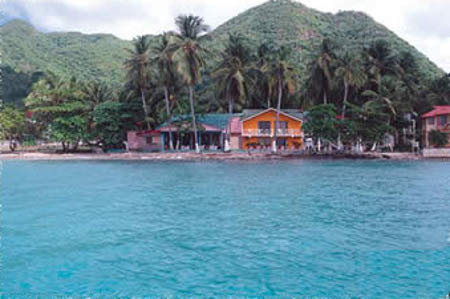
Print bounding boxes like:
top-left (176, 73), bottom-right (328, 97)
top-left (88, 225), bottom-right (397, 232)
top-left (146, 136), bottom-right (153, 144)
top-left (258, 121), bottom-right (271, 134)
top-left (276, 121), bottom-right (288, 133)
top-left (439, 115), bottom-right (447, 126)
top-left (278, 121), bottom-right (288, 129)
top-left (428, 117), bottom-right (434, 125)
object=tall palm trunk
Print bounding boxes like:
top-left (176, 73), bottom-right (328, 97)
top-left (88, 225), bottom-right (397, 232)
top-left (188, 85), bottom-right (200, 153)
top-left (338, 81), bottom-right (349, 151)
top-left (323, 91), bottom-right (327, 105)
top-left (140, 88), bottom-right (150, 129)
top-left (342, 81), bottom-right (349, 117)
top-left (163, 86), bottom-right (174, 150)
top-left (273, 73), bottom-right (283, 153)
top-left (224, 97), bottom-right (233, 152)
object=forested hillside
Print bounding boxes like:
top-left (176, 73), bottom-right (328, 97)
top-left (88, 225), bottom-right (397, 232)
top-left (1, 20), bottom-right (132, 104)
top-left (1, 0), bottom-right (445, 105)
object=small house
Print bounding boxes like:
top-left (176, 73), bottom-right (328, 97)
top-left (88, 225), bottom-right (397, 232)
top-left (421, 106), bottom-right (450, 147)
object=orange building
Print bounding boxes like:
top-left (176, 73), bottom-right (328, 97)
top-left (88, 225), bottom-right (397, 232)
top-left (240, 108), bottom-right (304, 151)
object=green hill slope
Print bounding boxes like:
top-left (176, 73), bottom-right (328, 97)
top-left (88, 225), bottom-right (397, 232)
top-left (1, 0), bottom-right (445, 105)
top-left (1, 20), bottom-right (131, 89)
top-left (210, 0), bottom-right (443, 79)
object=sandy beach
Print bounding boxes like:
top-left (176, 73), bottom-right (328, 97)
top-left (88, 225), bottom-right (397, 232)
top-left (0, 151), bottom-right (425, 161)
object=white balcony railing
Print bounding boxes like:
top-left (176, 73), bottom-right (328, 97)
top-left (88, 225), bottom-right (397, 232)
top-left (242, 129), bottom-right (303, 137)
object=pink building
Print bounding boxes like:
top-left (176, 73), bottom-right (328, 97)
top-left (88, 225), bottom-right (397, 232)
top-left (127, 130), bottom-right (162, 152)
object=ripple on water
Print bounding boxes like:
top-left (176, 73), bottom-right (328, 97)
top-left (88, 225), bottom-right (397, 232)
top-left (1, 160), bottom-right (449, 298)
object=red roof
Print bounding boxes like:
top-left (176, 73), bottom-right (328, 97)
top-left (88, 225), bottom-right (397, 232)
top-left (421, 106), bottom-right (450, 118)
top-left (229, 117), bottom-right (241, 134)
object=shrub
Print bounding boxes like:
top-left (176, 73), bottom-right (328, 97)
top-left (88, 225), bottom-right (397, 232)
top-left (428, 130), bottom-right (448, 147)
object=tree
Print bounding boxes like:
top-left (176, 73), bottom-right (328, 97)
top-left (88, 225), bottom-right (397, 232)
top-left (153, 34), bottom-right (177, 150)
top-left (0, 105), bottom-right (26, 151)
top-left (125, 35), bottom-right (152, 129)
top-left (303, 104), bottom-right (338, 151)
top-left (428, 130), bottom-right (448, 147)
top-left (346, 101), bottom-right (393, 151)
top-left (428, 75), bottom-right (450, 105)
top-left (264, 45), bottom-right (296, 153)
top-left (213, 33), bottom-right (252, 151)
top-left (364, 40), bottom-right (400, 96)
top-left (92, 100), bottom-right (138, 151)
top-left (315, 38), bottom-right (335, 104)
top-left (49, 115), bottom-right (88, 151)
top-left (25, 75), bottom-right (89, 151)
top-left (248, 43), bottom-right (272, 108)
top-left (169, 15), bottom-right (210, 153)
top-left (335, 52), bottom-right (367, 117)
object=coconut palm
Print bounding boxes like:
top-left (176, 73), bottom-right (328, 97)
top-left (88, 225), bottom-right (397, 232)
top-left (264, 46), bottom-right (296, 153)
top-left (213, 33), bottom-right (252, 151)
top-left (364, 40), bottom-right (400, 96)
top-left (335, 52), bottom-right (367, 117)
top-left (168, 15), bottom-right (210, 153)
top-left (427, 75), bottom-right (450, 105)
top-left (316, 38), bottom-right (334, 104)
top-left (252, 42), bottom-right (273, 108)
top-left (124, 35), bottom-right (152, 129)
top-left (152, 34), bottom-right (177, 150)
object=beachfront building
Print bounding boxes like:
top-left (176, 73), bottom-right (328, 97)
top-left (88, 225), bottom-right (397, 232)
top-left (127, 130), bottom-right (162, 152)
top-left (127, 108), bottom-right (305, 152)
top-left (421, 106), bottom-right (450, 148)
top-left (241, 108), bottom-right (304, 151)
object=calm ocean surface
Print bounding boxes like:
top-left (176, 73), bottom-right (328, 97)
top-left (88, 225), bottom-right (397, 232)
top-left (1, 160), bottom-right (449, 298)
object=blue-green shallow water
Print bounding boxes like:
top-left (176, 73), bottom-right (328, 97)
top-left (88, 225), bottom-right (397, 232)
top-left (1, 160), bottom-right (449, 298)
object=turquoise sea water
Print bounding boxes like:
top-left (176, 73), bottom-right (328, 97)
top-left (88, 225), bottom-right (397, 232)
top-left (0, 160), bottom-right (449, 298)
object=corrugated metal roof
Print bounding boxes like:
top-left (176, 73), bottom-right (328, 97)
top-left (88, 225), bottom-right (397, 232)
top-left (158, 114), bottom-right (240, 131)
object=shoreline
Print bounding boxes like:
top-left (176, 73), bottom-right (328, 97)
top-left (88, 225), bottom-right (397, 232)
top-left (0, 151), bottom-right (435, 161)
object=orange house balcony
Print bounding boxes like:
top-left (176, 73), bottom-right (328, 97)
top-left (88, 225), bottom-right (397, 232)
top-left (242, 128), bottom-right (304, 138)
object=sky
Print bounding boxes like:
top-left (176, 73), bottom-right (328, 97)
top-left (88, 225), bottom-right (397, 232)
top-left (2, 0), bottom-right (450, 72)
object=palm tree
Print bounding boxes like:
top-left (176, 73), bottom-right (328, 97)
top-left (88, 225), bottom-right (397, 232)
top-left (125, 35), bottom-right (152, 129)
top-left (252, 43), bottom-right (273, 108)
top-left (316, 38), bottom-right (334, 104)
top-left (213, 33), bottom-right (252, 151)
top-left (364, 40), bottom-right (399, 96)
top-left (335, 52), bottom-right (367, 117)
top-left (153, 34), bottom-right (177, 150)
top-left (428, 75), bottom-right (450, 105)
top-left (264, 46), bottom-right (296, 153)
top-left (169, 15), bottom-right (210, 153)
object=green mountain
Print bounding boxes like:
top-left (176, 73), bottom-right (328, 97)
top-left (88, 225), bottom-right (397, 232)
top-left (1, 0), bottom-right (445, 105)
top-left (1, 19), bottom-right (131, 83)
top-left (209, 0), bottom-right (443, 79)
